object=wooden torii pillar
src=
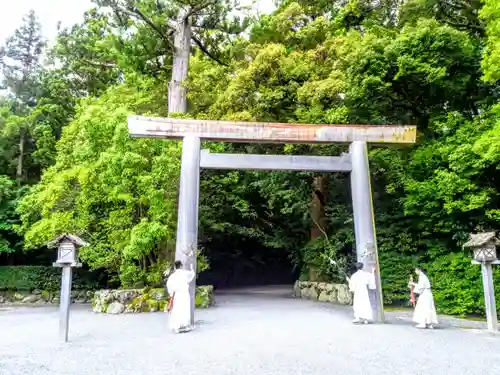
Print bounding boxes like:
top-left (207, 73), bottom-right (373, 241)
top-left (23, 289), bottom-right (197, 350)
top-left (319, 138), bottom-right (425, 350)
top-left (128, 115), bottom-right (417, 324)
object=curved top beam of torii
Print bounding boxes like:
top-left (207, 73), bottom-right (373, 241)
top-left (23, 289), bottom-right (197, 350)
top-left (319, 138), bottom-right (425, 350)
top-left (128, 115), bottom-right (417, 145)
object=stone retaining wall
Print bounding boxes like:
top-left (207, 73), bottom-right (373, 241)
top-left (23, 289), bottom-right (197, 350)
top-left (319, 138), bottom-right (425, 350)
top-left (92, 285), bottom-right (214, 314)
top-left (0, 289), bottom-right (92, 305)
top-left (292, 281), bottom-right (352, 305)
top-left (0, 285), bottom-right (215, 313)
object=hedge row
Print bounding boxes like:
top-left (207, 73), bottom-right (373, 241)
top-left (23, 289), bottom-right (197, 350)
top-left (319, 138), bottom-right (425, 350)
top-left (379, 251), bottom-right (500, 316)
top-left (0, 266), bottom-right (103, 291)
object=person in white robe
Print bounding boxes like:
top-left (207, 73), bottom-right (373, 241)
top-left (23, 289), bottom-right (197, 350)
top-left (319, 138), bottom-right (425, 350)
top-left (348, 262), bottom-right (376, 324)
top-left (165, 259), bottom-right (195, 334)
top-left (409, 267), bottom-right (438, 329)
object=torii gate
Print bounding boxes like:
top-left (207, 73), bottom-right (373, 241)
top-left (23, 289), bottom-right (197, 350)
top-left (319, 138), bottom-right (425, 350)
top-left (128, 115), bottom-right (417, 323)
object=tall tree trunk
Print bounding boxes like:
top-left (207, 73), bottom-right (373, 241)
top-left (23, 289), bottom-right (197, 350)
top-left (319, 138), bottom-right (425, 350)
top-left (169, 7), bottom-right (197, 324)
top-left (16, 128), bottom-right (25, 182)
top-left (309, 175), bottom-right (328, 281)
top-left (168, 8), bottom-right (191, 114)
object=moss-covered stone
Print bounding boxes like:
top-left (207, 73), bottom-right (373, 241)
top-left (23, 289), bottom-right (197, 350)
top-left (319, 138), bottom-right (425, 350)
top-left (91, 285), bottom-right (214, 314)
top-left (13, 292), bottom-right (24, 300)
top-left (146, 299), bottom-right (159, 312)
top-left (41, 290), bottom-right (51, 301)
top-left (293, 281), bottom-right (352, 305)
top-left (150, 288), bottom-right (165, 301)
top-left (0, 289), bottom-right (95, 306)
top-left (128, 295), bottom-right (146, 312)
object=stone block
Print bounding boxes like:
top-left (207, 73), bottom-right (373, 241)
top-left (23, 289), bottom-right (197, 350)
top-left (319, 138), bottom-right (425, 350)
top-left (328, 287), bottom-right (338, 301)
top-left (95, 290), bottom-right (114, 304)
top-left (336, 284), bottom-right (352, 305)
top-left (90, 285), bottom-right (214, 314)
top-left (13, 292), bottom-right (24, 301)
top-left (318, 291), bottom-right (330, 302)
top-left (328, 292), bottom-right (338, 303)
top-left (150, 288), bottom-right (166, 301)
top-left (301, 287), bottom-right (310, 299)
top-left (107, 302), bottom-right (125, 314)
top-left (146, 300), bottom-right (159, 312)
top-left (116, 290), bottom-right (139, 304)
top-left (318, 282), bottom-right (328, 291)
top-left (325, 283), bottom-right (335, 292)
top-left (309, 288), bottom-right (319, 300)
top-left (22, 295), bottom-right (40, 303)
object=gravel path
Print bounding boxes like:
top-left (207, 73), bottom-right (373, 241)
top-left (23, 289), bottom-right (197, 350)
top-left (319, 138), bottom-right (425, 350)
top-left (2, 287), bottom-right (500, 375)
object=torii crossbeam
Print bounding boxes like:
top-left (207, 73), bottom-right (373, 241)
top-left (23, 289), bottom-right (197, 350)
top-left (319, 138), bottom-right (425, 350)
top-left (128, 115), bottom-right (417, 324)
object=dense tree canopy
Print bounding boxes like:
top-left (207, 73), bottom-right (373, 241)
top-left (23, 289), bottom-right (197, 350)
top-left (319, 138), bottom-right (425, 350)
top-left (2, 0), bottom-right (500, 314)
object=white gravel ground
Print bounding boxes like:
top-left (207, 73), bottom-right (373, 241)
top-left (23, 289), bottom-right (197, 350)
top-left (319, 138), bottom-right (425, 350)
top-left (1, 287), bottom-right (500, 375)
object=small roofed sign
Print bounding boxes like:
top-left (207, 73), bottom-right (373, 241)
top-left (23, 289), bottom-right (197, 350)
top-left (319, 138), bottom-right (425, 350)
top-left (48, 234), bottom-right (89, 265)
top-left (463, 232), bottom-right (500, 263)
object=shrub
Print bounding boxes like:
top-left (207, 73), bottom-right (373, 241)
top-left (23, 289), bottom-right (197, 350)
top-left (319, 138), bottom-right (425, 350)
top-left (427, 253), bottom-right (498, 316)
top-left (379, 250), bottom-right (418, 306)
top-left (380, 251), bottom-right (500, 316)
top-left (0, 266), bottom-right (102, 291)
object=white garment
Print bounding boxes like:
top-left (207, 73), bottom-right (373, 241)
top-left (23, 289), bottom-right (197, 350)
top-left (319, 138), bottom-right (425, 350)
top-left (349, 270), bottom-right (375, 321)
top-left (413, 273), bottom-right (438, 325)
top-left (166, 268), bottom-right (195, 331)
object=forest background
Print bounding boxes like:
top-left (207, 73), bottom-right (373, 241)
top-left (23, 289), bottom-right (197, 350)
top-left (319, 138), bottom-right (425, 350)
top-left (2, 0), bottom-right (500, 316)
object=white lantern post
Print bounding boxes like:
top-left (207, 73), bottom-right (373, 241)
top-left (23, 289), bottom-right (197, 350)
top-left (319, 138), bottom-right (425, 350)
top-left (49, 234), bottom-right (88, 342)
top-left (464, 232), bottom-right (500, 333)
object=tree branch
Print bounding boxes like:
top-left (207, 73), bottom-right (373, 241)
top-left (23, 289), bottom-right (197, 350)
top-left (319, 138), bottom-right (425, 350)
top-left (310, 213), bottom-right (330, 244)
top-left (82, 59), bottom-right (117, 68)
top-left (191, 35), bottom-right (228, 66)
top-left (188, 0), bottom-right (218, 17)
top-left (113, 5), bottom-right (173, 47)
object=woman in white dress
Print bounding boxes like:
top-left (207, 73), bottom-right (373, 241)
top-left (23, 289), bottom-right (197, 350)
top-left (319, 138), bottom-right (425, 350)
top-left (409, 266), bottom-right (438, 329)
top-left (165, 260), bottom-right (195, 333)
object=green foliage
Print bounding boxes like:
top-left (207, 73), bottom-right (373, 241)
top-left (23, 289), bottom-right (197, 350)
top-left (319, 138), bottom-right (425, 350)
top-left (53, 8), bottom-right (121, 97)
top-left (186, 2), bottom-right (500, 316)
top-left (300, 235), bottom-right (354, 283)
top-left (0, 176), bottom-right (24, 254)
top-left (0, 9), bottom-right (45, 102)
top-left (196, 250), bottom-right (210, 276)
top-left (0, 266), bottom-right (101, 291)
top-left (195, 285), bottom-right (215, 308)
top-left (3, 0), bottom-right (500, 318)
top-left (482, 0), bottom-right (500, 82)
top-left (16, 80), bottom-right (181, 287)
top-left (427, 253), bottom-right (485, 316)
